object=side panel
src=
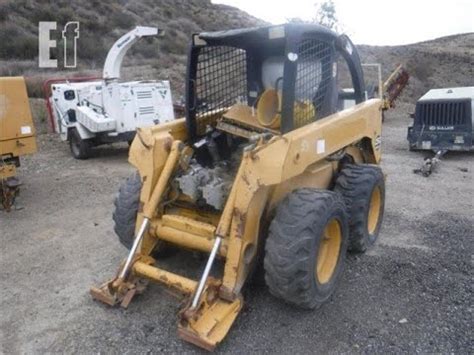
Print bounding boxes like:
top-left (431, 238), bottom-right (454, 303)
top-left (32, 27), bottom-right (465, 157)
top-left (251, 99), bottom-right (382, 186)
top-left (0, 77), bottom-right (37, 157)
top-left (0, 136), bottom-right (37, 158)
top-left (267, 160), bottom-right (335, 212)
top-left (122, 81), bottom-right (175, 132)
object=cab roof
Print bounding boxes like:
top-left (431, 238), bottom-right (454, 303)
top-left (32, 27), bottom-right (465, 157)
top-left (197, 23), bottom-right (340, 49)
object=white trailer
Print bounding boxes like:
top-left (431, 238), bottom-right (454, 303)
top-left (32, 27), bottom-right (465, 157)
top-left (49, 26), bottom-right (175, 159)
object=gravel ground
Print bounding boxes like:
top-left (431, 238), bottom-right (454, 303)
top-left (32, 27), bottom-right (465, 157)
top-left (0, 105), bottom-right (472, 353)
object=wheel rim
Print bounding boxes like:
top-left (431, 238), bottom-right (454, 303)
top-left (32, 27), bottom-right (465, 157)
top-left (316, 218), bottom-right (342, 284)
top-left (367, 186), bottom-right (381, 234)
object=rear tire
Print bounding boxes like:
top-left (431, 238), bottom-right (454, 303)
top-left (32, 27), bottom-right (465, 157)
top-left (264, 189), bottom-right (349, 309)
top-left (335, 164), bottom-right (385, 252)
top-left (113, 171), bottom-right (170, 256)
top-left (69, 128), bottom-right (92, 160)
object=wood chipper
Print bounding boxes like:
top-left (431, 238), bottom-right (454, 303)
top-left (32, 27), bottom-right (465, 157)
top-left (0, 77), bottom-right (37, 211)
top-left (91, 24), bottom-right (386, 350)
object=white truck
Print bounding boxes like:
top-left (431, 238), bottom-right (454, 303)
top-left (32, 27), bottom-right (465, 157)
top-left (48, 26), bottom-right (175, 159)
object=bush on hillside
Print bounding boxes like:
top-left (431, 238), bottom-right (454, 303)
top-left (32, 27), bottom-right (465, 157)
top-left (0, 25), bottom-right (38, 59)
top-left (111, 12), bottom-right (135, 29)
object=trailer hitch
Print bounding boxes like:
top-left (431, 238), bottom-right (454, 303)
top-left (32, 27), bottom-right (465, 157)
top-left (413, 150), bottom-right (447, 177)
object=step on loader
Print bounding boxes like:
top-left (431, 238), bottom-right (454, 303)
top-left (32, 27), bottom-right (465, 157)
top-left (91, 24), bottom-right (386, 350)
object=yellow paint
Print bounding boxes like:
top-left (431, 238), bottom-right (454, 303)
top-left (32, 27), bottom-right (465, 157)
top-left (316, 218), bottom-right (342, 284)
top-left (368, 185), bottom-right (382, 234)
top-left (133, 261), bottom-right (197, 294)
top-left (0, 164), bottom-right (16, 179)
top-left (0, 77), bottom-right (37, 181)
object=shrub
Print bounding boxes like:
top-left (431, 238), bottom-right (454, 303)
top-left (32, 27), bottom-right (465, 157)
top-left (168, 18), bottom-right (200, 35)
top-left (0, 25), bottom-right (38, 59)
top-left (30, 4), bottom-right (58, 24)
top-left (0, 4), bottom-right (10, 21)
top-left (25, 76), bottom-right (47, 98)
top-left (407, 56), bottom-right (432, 83)
top-left (0, 60), bottom-right (35, 76)
top-left (160, 30), bottom-right (188, 55)
top-left (132, 41), bottom-right (160, 59)
top-left (76, 32), bottom-right (107, 61)
top-left (110, 12), bottom-right (135, 29)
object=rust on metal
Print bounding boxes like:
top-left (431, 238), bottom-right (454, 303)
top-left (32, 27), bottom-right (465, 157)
top-left (178, 328), bottom-right (216, 352)
top-left (120, 288), bottom-right (137, 308)
top-left (0, 180), bottom-right (20, 212)
top-left (89, 285), bottom-right (117, 306)
top-left (218, 285), bottom-right (237, 302)
top-left (136, 130), bottom-right (152, 149)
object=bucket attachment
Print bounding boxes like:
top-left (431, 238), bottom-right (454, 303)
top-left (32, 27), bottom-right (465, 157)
top-left (90, 256), bottom-right (151, 308)
top-left (179, 294), bottom-right (243, 351)
top-left (90, 278), bottom-right (142, 308)
top-left (91, 256), bottom-right (244, 350)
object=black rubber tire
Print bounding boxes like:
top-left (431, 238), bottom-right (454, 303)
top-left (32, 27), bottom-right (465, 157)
top-left (264, 189), bottom-right (349, 309)
top-left (112, 171), bottom-right (170, 256)
top-left (113, 171), bottom-right (142, 249)
top-left (69, 128), bottom-right (92, 160)
top-left (335, 164), bottom-right (385, 253)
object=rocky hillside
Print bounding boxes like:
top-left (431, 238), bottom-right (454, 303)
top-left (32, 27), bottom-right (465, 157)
top-left (358, 33), bottom-right (474, 102)
top-left (0, 0), bottom-right (265, 98)
top-left (0, 0), bottom-right (472, 105)
top-left (0, 0), bottom-right (264, 61)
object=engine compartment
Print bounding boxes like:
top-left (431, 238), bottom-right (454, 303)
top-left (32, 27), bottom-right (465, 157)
top-left (174, 126), bottom-right (247, 211)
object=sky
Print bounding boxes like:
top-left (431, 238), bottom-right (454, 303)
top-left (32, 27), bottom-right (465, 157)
top-left (212, 0), bottom-right (474, 45)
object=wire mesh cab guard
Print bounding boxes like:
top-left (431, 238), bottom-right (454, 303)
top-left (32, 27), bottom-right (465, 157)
top-left (185, 24), bottom-right (366, 139)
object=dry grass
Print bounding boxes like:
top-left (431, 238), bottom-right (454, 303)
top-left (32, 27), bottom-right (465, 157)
top-left (0, 0), bottom-right (264, 62)
top-left (1, 0), bottom-right (471, 105)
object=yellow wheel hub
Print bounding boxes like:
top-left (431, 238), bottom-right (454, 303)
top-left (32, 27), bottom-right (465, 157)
top-left (368, 186), bottom-right (381, 234)
top-left (316, 218), bottom-right (342, 284)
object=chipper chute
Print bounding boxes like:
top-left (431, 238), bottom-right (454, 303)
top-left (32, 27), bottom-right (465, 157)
top-left (91, 24), bottom-right (387, 350)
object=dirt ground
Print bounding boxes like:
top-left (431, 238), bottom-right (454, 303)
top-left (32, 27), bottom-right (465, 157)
top-left (1, 104), bottom-right (472, 353)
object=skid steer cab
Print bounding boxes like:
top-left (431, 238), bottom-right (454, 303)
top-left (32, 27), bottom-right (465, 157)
top-left (91, 24), bottom-right (385, 351)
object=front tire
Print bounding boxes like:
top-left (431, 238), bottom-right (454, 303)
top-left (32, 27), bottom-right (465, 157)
top-left (335, 164), bottom-right (385, 252)
top-left (264, 189), bottom-right (349, 309)
top-left (69, 128), bottom-right (92, 160)
top-left (113, 171), bottom-right (142, 249)
top-left (113, 171), bottom-right (170, 256)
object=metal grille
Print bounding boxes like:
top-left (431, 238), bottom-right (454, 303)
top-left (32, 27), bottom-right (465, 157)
top-left (138, 106), bottom-right (155, 115)
top-left (294, 40), bottom-right (333, 128)
top-left (417, 100), bottom-right (469, 126)
top-left (195, 46), bottom-right (247, 132)
top-left (136, 91), bottom-right (153, 99)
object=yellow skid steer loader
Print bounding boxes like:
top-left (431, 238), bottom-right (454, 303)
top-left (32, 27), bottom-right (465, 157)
top-left (91, 24), bottom-right (386, 350)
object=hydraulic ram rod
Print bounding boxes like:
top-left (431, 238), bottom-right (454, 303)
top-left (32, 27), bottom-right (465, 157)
top-left (118, 218), bottom-right (150, 279)
top-left (191, 236), bottom-right (222, 308)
